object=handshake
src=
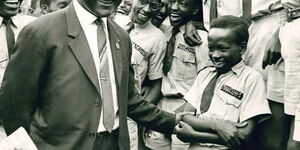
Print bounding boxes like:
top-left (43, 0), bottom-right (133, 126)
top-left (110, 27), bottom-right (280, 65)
top-left (174, 112), bottom-right (251, 149)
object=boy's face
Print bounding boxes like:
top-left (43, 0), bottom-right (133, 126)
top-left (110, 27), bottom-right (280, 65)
top-left (151, 0), bottom-right (168, 26)
top-left (41, 0), bottom-right (72, 14)
top-left (130, 0), bottom-right (160, 25)
top-left (168, 0), bottom-right (197, 27)
top-left (0, 0), bottom-right (21, 17)
top-left (208, 28), bottom-right (245, 73)
top-left (117, 0), bottom-right (132, 15)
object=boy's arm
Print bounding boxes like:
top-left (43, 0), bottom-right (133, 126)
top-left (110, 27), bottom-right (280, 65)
top-left (177, 117), bottom-right (255, 148)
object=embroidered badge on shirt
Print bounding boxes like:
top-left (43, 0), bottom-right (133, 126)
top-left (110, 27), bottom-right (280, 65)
top-left (177, 44), bottom-right (195, 55)
top-left (132, 41), bottom-right (149, 60)
top-left (221, 85), bottom-right (243, 100)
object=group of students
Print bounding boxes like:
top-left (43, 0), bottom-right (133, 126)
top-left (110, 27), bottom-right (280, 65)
top-left (1, 0), bottom-right (300, 149)
top-left (111, 0), bottom-right (300, 150)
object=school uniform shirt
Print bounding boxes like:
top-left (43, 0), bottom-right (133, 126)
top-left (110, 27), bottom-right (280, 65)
top-left (244, 0), bottom-right (286, 81)
top-left (129, 21), bottom-right (167, 92)
top-left (252, 0), bottom-right (283, 19)
top-left (184, 61), bottom-right (271, 149)
top-left (0, 14), bottom-right (35, 87)
top-left (161, 25), bottom-right (210, 97)
top-left (279, 0), bottom-right (300, 116)
top-left (202, 0), bottom-right (242, 29)
top-left (280, 0), bottom-right (300, 141)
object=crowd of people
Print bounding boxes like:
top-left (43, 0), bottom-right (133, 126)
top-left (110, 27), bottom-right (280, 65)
top-left (0, 0), bottom-right (300, 150)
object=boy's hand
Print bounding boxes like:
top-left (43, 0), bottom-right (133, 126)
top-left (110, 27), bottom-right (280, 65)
top-left (184, 21), bottom-right (202, 46)
top-left (175, 121), bottom-right (195, 142)
top-left (262, 29), bottom-right (281, 69)
top-left (212, 120), bottom-right (248, 148)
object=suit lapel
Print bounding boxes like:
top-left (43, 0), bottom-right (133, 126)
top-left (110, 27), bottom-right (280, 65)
top-left (66, 4), bottom-right (101, 94)
top-left (107, 18), bottom-right (123, 88)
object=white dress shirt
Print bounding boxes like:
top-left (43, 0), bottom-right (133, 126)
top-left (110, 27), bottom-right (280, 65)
top-left (73, 0), bottom-right (119, 132)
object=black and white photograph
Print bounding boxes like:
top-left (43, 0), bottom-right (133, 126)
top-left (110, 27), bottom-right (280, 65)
top-left (0, 0), bottom-right (299, 149)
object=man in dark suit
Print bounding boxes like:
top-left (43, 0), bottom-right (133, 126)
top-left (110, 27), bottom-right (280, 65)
top-left (0, 0), bottom-right (180, 149)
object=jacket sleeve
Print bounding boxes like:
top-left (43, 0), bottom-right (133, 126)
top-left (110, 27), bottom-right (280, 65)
top-left (0, 24), bottom-right (47, 135)
top-left (126, 38), bottom-right (176, 134)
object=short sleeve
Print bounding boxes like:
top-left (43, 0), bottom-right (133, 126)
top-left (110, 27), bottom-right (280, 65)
top-left (183, 71), bottom-right (206, 110)
top-left (147, 34), bottom-right (167, 80)
top-left (239, 75), bottom-right (271, 123)
top-left (195, 30), bottom-right (210, 73)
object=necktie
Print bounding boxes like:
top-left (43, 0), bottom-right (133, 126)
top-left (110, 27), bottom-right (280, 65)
top-left (3, 18), bottom-right (15, 58)
top-left (209, 0), bottom-right (218, 23)
top-left (163, 27), bottom-right (180, 75)
top-left (95, 18), bottom-right (107, 56)
top-left (200, 72), bottom-right (221, 113)
top-left (95, 18), bottom-right (115, 132)
top-left (242, 0), bottom-right (252, 23)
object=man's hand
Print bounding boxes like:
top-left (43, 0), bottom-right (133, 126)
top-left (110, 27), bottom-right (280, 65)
top-left (262, 28), bottom-right (281, 69)
top-left (184, 21), bottom-right (202, 46)
top-left (175, 121), bottom-right (195, 142)
top-left (212, 120), bottom-right (248, 148)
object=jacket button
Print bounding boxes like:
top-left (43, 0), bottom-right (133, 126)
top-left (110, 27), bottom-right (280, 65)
top-left (89, 131), bottom-right (95, 138)
top-left (94, 100), bottom-right (100, 107)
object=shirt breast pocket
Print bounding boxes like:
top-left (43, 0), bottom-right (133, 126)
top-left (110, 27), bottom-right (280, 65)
top-left (217, 91), bottom-right (242, 122)
top-left (172, 51), bottom-right (196, 81)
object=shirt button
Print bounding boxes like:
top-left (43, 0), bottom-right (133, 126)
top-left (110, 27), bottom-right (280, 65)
top-left (88, 131), bottom-right (95, 138)
top-left (94, 100), bottom-right (100, 107)
top-left (100, 78), bottom-right (107, 81)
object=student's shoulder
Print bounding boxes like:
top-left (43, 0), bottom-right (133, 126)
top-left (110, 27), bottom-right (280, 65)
top-left (198, 65), bottom-right (215, 75)
top-left (241, 65), bottom-right (265, 83)
top-left (148, 23), bottom-right (166, 37)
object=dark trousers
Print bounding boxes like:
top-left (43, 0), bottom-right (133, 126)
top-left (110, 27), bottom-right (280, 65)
top-left (93, 129), bottom-right (119, 150)
top-left (252, 100), bottom-right (291, 150)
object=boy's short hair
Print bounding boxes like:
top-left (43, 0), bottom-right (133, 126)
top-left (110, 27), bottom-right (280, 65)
top-left (40, 0), bottom-right (51, 7)
top-left (210, 15), bottom-right (249, 45)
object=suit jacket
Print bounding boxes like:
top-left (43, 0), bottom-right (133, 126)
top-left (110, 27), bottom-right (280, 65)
top-left (0, 4), bottom-right (175, 150)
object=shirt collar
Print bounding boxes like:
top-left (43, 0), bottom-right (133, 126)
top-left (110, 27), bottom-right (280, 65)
top-left (134, 21), bottom-right (150, 29)
top-left (231, 60), bottom-right (246, 76)
top-left (179, 24), bottom-right (186, 34)
top-left (73, 0), bottom-right (107, 27)
top-left (210, 60), bottom-right (246, 77)
top-left (0, 14), bottom-right (21, 28)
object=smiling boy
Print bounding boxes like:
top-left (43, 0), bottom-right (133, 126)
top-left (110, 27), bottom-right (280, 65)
top-left (143, 0), bottom-right (210, 148)
top-left (175, 15), bottom-right (271, 150)
top-left (115, 0), bottom-right (168, 149)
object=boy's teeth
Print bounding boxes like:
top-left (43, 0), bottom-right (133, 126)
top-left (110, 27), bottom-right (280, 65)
top-left (5, 0), bottom-right (19, 3)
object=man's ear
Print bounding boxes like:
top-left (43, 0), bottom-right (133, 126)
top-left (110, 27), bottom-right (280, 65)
top-left (240, 41), bottom-right (247, 55)
top-left (40, 4), bottom-right (49, 14)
